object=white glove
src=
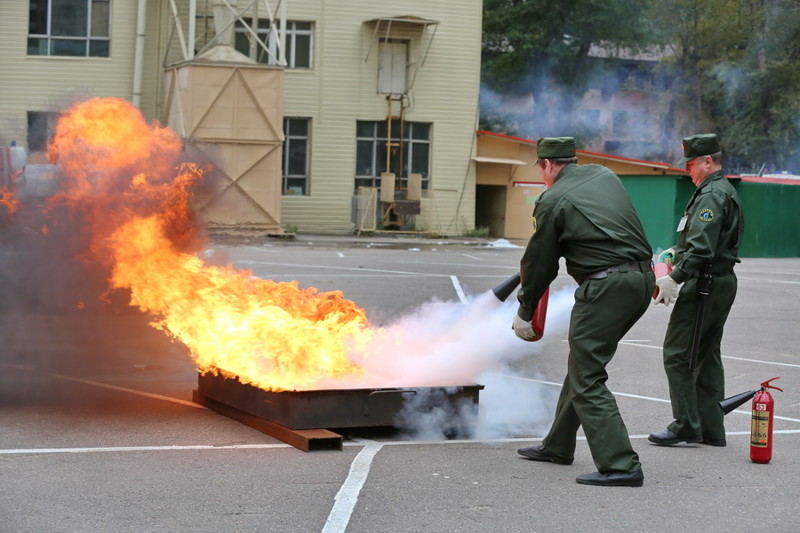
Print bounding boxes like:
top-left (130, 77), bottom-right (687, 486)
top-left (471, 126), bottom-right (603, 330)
top-left (513, 313), bottom-right (536, 341)
top-left (653, 275), bottom-right (679, 306)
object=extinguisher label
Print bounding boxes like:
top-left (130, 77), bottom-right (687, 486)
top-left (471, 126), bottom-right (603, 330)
top-left (751, 411), bottom-right (770, 447)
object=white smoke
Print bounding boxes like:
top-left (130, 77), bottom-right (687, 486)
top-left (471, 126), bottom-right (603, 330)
top-left (328, 285), bottom-right (576, 439)
top-left (472, 371), bottom-right (560, 440)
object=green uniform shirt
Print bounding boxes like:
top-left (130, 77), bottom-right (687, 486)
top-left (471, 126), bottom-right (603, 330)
top-left (518, 163), bottom-right (652, 321)
top-left (670, 170), bottom-right (744, 283)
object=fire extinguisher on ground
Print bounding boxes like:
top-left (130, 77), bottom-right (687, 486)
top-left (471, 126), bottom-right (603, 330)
top-left (750, 377), bottom-right (783, 464)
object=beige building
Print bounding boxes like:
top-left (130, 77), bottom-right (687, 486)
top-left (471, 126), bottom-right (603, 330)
top-left (0, 0), bottom-right (482, 236)
top-left (475, 130), bottom-right (685, 240)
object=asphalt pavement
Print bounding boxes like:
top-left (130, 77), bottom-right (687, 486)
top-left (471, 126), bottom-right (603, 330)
top-left (2, 233), bottom-right (798, 532)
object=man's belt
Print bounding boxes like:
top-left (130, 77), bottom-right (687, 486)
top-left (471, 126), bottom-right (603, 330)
top-left (585, 260), bottom-right (654, 280)
top-left (691, 268), bottom-right (733, 278)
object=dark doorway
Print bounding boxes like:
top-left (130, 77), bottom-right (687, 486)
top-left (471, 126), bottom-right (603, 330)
top-left (475, 184), bottom-right (506, 238)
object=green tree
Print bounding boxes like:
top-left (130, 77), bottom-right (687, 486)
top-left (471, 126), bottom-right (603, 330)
top-left (649, 0), bottom-right (800, 172)
top-left (481, 0), bottom-right (657, 142)
top-left (709, 0), bottom-right (800, 172)
top-left (482, 0), bottom-right (800, 171)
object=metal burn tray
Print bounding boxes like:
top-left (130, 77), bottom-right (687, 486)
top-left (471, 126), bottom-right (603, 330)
top-left (195, 372), bottom-right (484, 430)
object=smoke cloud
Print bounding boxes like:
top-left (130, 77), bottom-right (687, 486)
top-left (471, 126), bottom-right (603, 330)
top-left (0, 169), bottom-right (193, 405)
top-left (2, 96), bottom-right (572, 443)
top-left (480, 59), bottom-right (681, 164)
top-left (335, 286), bottom-right (576, 440)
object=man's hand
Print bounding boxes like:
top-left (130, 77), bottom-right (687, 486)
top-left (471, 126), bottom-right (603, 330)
top-left (653, 275), bottom-right (679, 306)
top-left (658, 247), bottom-right (676, 266)
top-left (513, 313), bottom-right (537, 341)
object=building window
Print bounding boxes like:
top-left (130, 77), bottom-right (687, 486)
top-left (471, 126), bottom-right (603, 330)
top-left (378, 41), bottom-right (407, 95)
top-left (582, 109), bottom-right (601, 130)
top-left (28, 0), bottom-right (111, 57)
top-left (355, 120), bottom-right (431, 192)
top-left (234, 21), bottom-right (313, 68)
top-left (612, 110), bottom-right (628, 135)
top-left (282, 118), bottom-right (309, 196)
top-left (27, 111), bottom-right (60, 151)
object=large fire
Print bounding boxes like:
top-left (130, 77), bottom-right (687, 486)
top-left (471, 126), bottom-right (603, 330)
top-left (41, 97), bottom-right (375, 391)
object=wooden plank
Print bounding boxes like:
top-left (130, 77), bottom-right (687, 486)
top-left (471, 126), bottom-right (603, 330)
top-left (192, 390), bottom-right (343, 452)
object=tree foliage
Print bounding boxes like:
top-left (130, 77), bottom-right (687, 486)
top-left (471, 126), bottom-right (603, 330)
top-left (482, 0), bottom-right (800, 172)
top-left (481, 0), bottom-right (657, 142)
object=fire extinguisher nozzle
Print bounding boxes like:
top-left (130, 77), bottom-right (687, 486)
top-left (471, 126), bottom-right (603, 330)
top-left (719, 390), bottom-right (757, 415)
top-left (492, 272), bottom-right (521, 302)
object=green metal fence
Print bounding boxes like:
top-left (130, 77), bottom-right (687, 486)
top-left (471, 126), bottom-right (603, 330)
top-left (620, 175), bottom-right (800, 258)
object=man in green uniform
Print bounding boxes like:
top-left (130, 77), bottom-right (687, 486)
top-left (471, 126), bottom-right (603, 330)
top-left (513, 137), bottom-right (655, 487)
top-left (649, 133), bottom-right (743, 447)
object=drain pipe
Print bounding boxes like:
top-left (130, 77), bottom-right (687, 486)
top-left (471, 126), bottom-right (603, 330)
top-left (132, 0), bottom-right (147, 108)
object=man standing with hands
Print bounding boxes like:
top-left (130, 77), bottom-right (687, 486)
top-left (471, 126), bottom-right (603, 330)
top-left (650, 133), bottom-right (744, 447)
top-left (513, 137), bottom-right (655, 487)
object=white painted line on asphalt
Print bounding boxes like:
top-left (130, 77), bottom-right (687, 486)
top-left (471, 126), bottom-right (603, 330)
top-left (2, 364), bottom-right (205, 410)
top-left (2, 362), bottom-right (36, 371)
top-left (5, 430), bottom-right (800, 456)
top-left (321, 439), bottom-right (384, 533)
top-left (0, 444), bottom-right (292, 455)
top-left (48, 373), bottom-right (206, 409)
top-left (719, 355), bottom-right (800, 369)
top-left (503, 375), bottom-right (669, 404)
top-left (236, 260), bottom-right (431, 277)
top-left (501, 374), bottom-right (800, 423)
top-left (364, 429), bottom-right (800, 446)
top-left (619, 341), bottom-right (800, 369)
top-left (717, 409), bottom-right (800, 423)
top-left (41, 370), bottom-right (800, 433)
top-left (461, 254), bottom-right (483, 260)
top-left (450, 275), bottom-right (468, 304)
top-left (337, 252), bottom-right (345, 258)
top-left (627, 429), bottom-right (800, 440)
top-left (740, 269), bottom-right (800, 277)
top-left (737, 276), bottom-right (800, 285)
top-left (255, 274), bottom-right (530, 279)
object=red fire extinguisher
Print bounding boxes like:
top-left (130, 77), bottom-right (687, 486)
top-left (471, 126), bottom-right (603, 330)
top-left (530, 287), bottom-right (549, 341)
top-left (491, 273), bottom-right (549, 342)
top-left (750, 377), bottom-right (783, 464)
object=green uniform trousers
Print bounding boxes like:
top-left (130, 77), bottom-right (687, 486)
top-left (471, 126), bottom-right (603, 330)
top-left (543, 270), bottom-right (654, 472)
top-left (663, 273), bottom-right (737, 440)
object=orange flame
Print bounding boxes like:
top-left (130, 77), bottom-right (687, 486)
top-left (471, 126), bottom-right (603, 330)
top-left (46, 97), bottom-right (373, 391)
top-left (0, 187), bottom-right (20, 214)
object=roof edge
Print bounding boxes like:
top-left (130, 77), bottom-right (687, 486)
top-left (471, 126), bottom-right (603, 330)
top-left (476, 130), bottom-right (685, 173)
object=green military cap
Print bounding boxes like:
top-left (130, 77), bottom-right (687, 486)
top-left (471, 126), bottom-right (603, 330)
top-left (677, 133), bottom-right (721, 165)
top-left (536, 137), bottom-right (576, 162)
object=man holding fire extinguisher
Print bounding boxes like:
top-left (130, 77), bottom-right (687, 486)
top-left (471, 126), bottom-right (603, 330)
top-left (649, 133), bottom-right (744, 447)
top-left (513, 137), bottom-right (655, 487)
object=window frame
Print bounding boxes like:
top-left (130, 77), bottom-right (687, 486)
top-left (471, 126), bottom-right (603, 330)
top-left (282, 117), bottom-right (310, 196)
top-left (355, 120), bottom-right (431, 193)
top-left (234, 20), bottom-right (313, 69)
top-left (27, 0), bottom-right (111, 58)
top-left (27, 111), bottom-right (60, 151)
top-left (378, 39), bottom-right (408, 95)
